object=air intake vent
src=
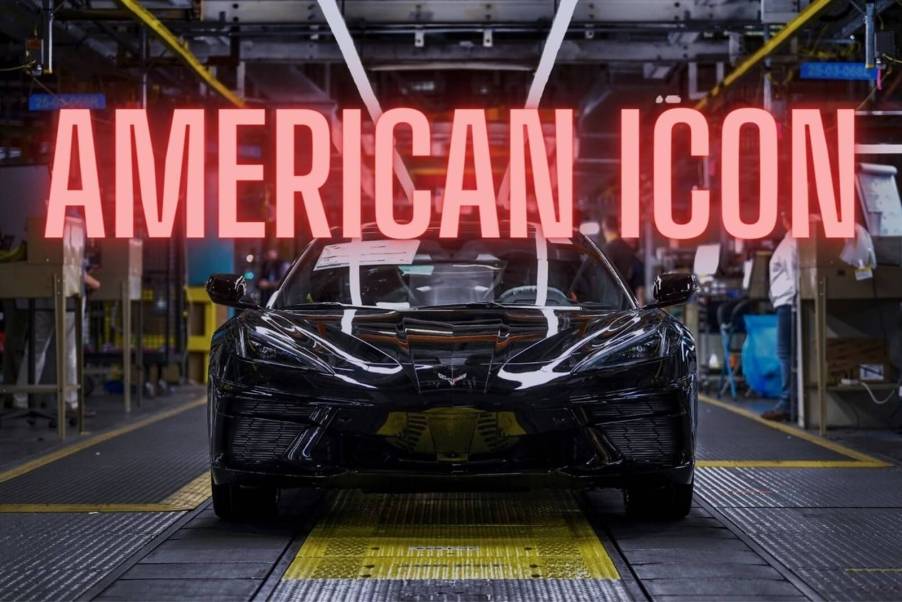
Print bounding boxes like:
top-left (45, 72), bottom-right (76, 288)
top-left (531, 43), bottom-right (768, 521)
top-left (229, 416), bottom-right (308, 465)
top-left (578, 394), bottom-right (677, 422)
top-left (602, 416), bottom-right (680, 464)
top-left (230, 395), bottom-right (321, 421)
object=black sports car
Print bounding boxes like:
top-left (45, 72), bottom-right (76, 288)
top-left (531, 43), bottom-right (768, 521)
top-left (206, 224), bottom-right (698, 520)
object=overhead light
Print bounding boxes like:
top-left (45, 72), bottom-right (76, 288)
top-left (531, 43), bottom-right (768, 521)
top-left (579, 221), bottom-right (601, 236)
top-left (369, 62), bottom-right (532, 72)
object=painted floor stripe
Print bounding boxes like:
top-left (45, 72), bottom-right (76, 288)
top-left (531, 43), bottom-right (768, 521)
top-left (699, 394), bottom-right (891, 468)
top-left (284, 491), bottom-right (620, 581)
top-left (161, 472), bottom-right (211, 508)
top-left (698, 459), bottom-right (887, 469)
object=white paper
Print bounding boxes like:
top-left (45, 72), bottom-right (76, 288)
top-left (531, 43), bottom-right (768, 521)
top-left (693, 243), bottom-right (721, 279)
top-left (857, 163), bottom-right (902, 236)
top-left (741, 259), bottom-right (754, 290)
top-left (314, 240), bottom-right (420, 271)
top-left (860, 363), bottom-right (884, 381)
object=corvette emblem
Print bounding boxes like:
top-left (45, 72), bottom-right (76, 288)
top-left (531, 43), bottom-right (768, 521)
top-left (437, 371), bottom-right (468, 386)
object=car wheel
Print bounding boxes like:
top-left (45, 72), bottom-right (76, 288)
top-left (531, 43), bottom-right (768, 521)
top-left (624, 481), bottom-right (693, 520)
top-left (211, 477), bottom-right (279, 520)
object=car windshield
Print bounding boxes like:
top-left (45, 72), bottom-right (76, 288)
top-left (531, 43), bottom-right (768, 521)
top-left (272, 233), bottom-right (632, 310)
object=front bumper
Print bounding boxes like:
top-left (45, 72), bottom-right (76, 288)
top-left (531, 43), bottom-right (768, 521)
top-left (209, 364), bottom-right (696, 491)
top-left (210, 463), bottom-right (695, 492)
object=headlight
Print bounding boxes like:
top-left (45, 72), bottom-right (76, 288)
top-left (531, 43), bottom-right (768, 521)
top-left (573, 329), bottom-right (667, 373)
top-left (239, 328), bottom-right (334, 373)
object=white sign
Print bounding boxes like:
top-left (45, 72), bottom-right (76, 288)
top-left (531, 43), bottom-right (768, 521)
top-left (314, 240), bottom-right (421, 271)
top-left (693, 243), bottom-right (721, 281)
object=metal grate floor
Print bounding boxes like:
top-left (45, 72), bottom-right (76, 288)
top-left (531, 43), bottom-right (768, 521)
top-left (697, 464), bottom-right (902, 601)
top-left (696, 403), bottom-right (848, 462)
top-left (271, 578), bottom-right (632, 601)
top-left (0, 405), bottom-right (209, 505)
top-left (717, 507), bottom-right (902, 601)
top-left (697, 466), bottom-right (902, 508)
top-left (0, 512), bottom-right (183, 600)
top-left (283, 490), bottom-right (620, 581)
top-left (271, 490), bottom-right (630, 601)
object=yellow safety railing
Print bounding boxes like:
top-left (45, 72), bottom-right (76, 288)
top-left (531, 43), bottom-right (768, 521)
top-left (185, 286), bottom-right (221, 383)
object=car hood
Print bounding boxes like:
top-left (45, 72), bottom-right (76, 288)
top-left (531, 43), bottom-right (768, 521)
top-left (235, 306), bottom-right (672, 393)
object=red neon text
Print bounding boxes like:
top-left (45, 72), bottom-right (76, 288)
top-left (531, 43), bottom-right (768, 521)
top-left (45, 107), bottom-right (854, 240)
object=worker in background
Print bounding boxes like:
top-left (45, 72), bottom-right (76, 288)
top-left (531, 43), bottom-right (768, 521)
top-left (602, 214), bottom-right (645, 304)
top-left (257, 248), bottom-right (289, 306)
top-left (12, 268), bottom-right (100, 419)
top-left (762, 209), bottom-right (798, 422)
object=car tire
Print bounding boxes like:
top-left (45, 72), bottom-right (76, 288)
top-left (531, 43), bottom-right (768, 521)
top-left (211, 477), bottom-right (279, 520)
top-left (624, 481), bottom-right (693, 520)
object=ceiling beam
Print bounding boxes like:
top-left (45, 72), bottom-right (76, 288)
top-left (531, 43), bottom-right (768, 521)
top-left (694, 0), bottom-right (835, 110)
top-left (200, 0), bottom-right (760, 25)
top-left (233, 39), bottom-right (730, 64)
top-left (114, 0), bottom-right (244, 106)
top-left (317, 0), bottom-right (416, 204)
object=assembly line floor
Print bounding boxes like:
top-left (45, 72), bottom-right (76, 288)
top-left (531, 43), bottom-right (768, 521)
top-left (1, 393), bottom-right (901, 601)
top-left (0, 388), bottom-right (207, 469)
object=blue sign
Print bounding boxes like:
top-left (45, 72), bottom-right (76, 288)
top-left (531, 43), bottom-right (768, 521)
top-left (800, 62), bottom-right (878, 81)
top-left (28, 93), bottom-right (107, 111)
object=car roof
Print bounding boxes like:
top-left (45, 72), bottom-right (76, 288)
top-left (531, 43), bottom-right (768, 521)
top-left (346, 221), bottom-right (581, 241)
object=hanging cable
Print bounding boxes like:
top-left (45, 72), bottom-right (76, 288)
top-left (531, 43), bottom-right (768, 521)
top-left (0, 60), bottom-right (36, 72)
top-left (860, 380), bottom-right (900, 405)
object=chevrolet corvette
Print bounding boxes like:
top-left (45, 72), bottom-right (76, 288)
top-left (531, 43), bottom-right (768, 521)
top-left (206, 224), bottom-right (697, 520)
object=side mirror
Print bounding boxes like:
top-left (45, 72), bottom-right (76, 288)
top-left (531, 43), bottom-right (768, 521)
top-left (647, 272), bottom-right (697, 308)
top-left (206, 273), bottom-right (258, 309)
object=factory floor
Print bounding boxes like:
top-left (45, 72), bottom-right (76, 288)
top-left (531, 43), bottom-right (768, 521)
top-left (1, 391), bottom-right (901, 601)
top-left (0, 388), bottom-right (205, 469)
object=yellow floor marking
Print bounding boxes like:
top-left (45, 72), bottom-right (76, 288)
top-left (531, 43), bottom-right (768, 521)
top-left (284, 491), bottom-right (620, 581)
top-left (698, 394), bottom-right (890, 469)
top-left (698, 460), bottom-right (884, 469)
top-left (0, 397), bottom-right (207, 485)
top-left (0, 471), bottom-right (211, 513)
top-left (846, 568), bottom-right (902, 573)
top-left (161, 472), bottom-right (212, 508)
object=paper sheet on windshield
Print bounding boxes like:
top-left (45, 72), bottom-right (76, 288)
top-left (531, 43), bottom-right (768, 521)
top-left (314, 240), bottom-right (420, 271)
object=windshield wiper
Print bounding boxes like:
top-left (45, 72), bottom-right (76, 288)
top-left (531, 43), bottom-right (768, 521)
top-left (418, 302), bottom-right (511, 310)
top-left (281, 301), bottom-right (524, 311)
top-left (278, 302), bottom-right (361, 310)
top-left (575, 302), bottom-right (619, 310)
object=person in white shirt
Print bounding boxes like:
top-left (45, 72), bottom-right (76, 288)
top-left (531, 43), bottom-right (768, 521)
top-left (762, 211), bottom-right (798, 422)
top-left (12, 266), bottom-right (100, 417)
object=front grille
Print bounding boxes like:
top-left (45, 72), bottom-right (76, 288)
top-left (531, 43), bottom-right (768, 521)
top-left (576, 393), bottom-right (678, 422)
top-left (228, 416), bottom-right (309, 466)
top-left (382, 410), bottom-right (521, 459)
top-left (601, 415), bottom-right (681, 464)
top-left (228, 394), bottom-right (322, 421)
top-left (343, 431), bottom-right (569, 473)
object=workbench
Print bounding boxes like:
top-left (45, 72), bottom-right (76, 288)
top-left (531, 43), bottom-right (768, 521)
top-left (799, 232), bottom-right (902, 434)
